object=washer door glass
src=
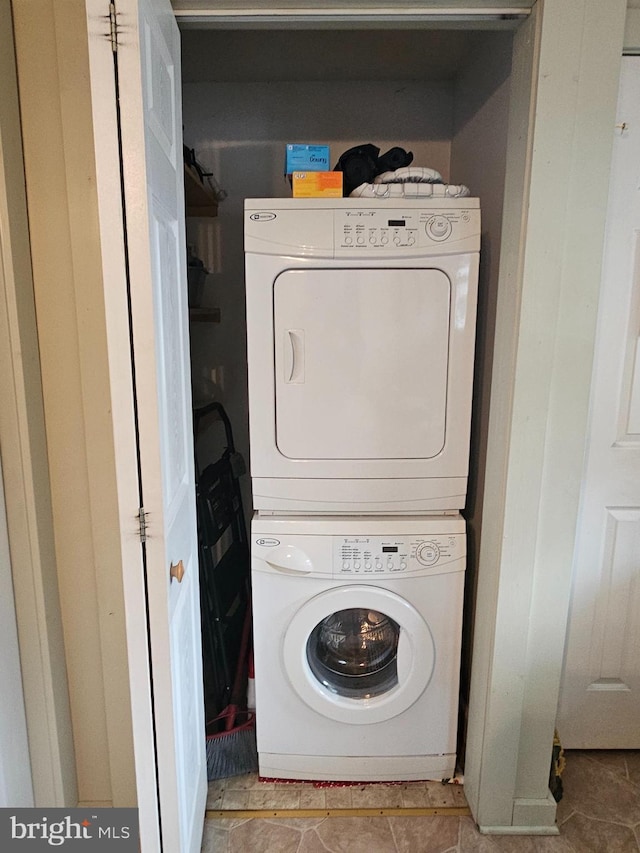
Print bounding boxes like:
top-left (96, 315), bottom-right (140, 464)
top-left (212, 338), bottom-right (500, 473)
top-left (307, 608), bottom-right (400, 699)
top-left (283, 585), bottom-right (435, 725)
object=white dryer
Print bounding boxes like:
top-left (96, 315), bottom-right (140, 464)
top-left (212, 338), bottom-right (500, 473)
top-left (251, 514), bottom-right (466, 781)
top-left (245, 197), bottom-right (480, 514)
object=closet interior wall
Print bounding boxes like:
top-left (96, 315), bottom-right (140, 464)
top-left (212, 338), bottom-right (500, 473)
top-left (449, 32), bottom-right (513, 738)
top-left (181, 26), bottom-right (514, 712)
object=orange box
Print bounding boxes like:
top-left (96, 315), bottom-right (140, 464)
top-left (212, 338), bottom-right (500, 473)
top-left (292, 171), bottom-right (343, 198)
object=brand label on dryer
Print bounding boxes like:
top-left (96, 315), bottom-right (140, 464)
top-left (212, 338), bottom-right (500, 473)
top-left (249, 212), bottom-right (277, 221)
top-left (255, 537), bottom-right (280, 547)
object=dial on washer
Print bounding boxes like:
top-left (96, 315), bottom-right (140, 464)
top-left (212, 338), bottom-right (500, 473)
top-left (416, 541), bottom-right (440, 566)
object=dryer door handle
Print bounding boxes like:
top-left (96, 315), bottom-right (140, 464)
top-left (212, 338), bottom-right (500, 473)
top-left (265, 544), bottom-right (314, 574)
top-left (285, 329), bottom-right (305, 383)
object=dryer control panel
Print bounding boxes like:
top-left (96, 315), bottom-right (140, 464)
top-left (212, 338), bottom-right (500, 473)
top-left (334, 207), bottom-right (480, 256)
top-left (332, 533), bottom-right (465, 577)
top-left (244, 199), bottom-right (480, 258)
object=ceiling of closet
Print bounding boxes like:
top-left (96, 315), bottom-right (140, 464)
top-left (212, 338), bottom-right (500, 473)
top-left (180, 29), bottom-right (492, 82)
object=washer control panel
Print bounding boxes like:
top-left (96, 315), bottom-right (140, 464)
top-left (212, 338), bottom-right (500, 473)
top-left (332, 534), bottom-right (465, 577)
top-left (334, 207), bottom-right (479, 255)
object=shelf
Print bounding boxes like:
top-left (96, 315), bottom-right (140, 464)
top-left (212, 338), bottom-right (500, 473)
top-left (184, 163), bottom-right (218, 217)
top-left (190, 307), bottom-right (221, 323)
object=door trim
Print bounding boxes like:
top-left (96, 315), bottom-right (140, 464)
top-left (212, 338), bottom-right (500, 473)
top-left (172, 3), bottom-right (532, 27)
top-left (464, 0), bottom-right (628, 832)
top-left (0, 0), bottom-right (75, 807)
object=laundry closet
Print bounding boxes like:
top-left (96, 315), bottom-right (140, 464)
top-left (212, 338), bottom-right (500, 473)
top-left (180, 21), bottom-right (515, 746)
top-left (9, 1), bottom-right (625, 846)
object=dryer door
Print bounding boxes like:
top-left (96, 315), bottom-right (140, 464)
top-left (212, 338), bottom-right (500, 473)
top-left (274, 267), bottom-right (450, 460)
top-left (283, 585), bottom-right (434, 724)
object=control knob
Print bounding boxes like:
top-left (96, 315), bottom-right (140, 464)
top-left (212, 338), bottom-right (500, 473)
top-left (416, 541), bottom-right (440, 566)
top-left (426, 216), bottom-right (452, 241)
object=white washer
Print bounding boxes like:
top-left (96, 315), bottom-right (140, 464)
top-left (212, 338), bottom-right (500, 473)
top-left (245, 197), bottom-right (480, 514)
top-left (251, 514), bottom-right (466, 781)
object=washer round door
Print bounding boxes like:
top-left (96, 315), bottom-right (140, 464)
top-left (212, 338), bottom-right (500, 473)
top-left (283, 585), bottom-right (435, 724)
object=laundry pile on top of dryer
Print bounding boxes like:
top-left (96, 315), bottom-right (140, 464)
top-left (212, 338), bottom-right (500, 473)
top-left (350, 168), bottom-right (470, 199)
top-left (333, 143), bottom-right (470, 198)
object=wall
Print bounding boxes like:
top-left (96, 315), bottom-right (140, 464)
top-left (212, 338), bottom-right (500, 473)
top-left (449, 30), bottom-right (513, 744)
top-left (12, 0), bottom-right (136, 807)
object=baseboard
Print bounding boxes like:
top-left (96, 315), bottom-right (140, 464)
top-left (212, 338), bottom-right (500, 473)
top-left (478, 790), bottom-right (559, 835)
top-left (479, 825), bottom-right (559, 836)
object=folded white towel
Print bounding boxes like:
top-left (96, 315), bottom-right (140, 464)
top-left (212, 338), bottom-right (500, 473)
top-left (375, 166), bottom-right (443, 184)
top-left (350, 182), bottom-right (470, 199)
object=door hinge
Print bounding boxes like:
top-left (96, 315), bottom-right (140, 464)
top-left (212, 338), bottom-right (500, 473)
top-left (109, 2), bottom-right (118, 53)
top-left (137, 507), bottom-right (148, 543)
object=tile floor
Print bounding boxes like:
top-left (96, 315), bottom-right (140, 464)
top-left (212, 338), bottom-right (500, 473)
top-left (201, 750), bottom-right (640, 852)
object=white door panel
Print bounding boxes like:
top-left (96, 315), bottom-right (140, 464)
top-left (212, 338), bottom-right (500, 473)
top-left (558, 57), bottom-right (640, 747)
top-left (274, 268), bottom-right (450, 460)
top-left (124, 2), bottom-right (207, 849)
top-left (88, 0), bottom-right (206, 848)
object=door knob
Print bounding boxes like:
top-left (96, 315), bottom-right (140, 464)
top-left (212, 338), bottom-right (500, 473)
top-left (170, 560), bottom-right (185, 583)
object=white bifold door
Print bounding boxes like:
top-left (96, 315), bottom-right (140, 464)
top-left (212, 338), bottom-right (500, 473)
top-left (558, 56), bottom-right (640, 748)
top-left (86, 0), bottom-right (206, 850)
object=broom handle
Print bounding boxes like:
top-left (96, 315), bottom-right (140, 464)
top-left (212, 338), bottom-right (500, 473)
top-left (225, 596), bottom-right (252, 732)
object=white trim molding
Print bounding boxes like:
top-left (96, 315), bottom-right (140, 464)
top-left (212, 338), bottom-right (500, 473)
top-left (0, 0), bottom-right (76, 807)
top-left (465, 0), bottom-right (627, 832)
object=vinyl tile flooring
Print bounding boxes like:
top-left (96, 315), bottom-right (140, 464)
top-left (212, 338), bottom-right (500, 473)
top-left (201, 750), bottom-right (640, 852)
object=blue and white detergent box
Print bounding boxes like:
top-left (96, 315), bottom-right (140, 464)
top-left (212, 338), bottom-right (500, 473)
top-left (285, 144), bottom-right (330, 174)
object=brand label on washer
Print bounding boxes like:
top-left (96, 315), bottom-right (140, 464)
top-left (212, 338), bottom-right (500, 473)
top-left (255, 537), bottom-right (280, 547)
top-left (249, 212), bottom-right (276, 221)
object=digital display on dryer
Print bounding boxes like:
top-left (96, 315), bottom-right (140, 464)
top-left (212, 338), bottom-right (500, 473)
top-left (388, 220), bottom-right (405, 227)
top-left (382, 546), bottom-right (398, 552)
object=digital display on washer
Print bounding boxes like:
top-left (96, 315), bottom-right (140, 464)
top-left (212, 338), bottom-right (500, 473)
top-left (388, 220), bottom-right (405, 227)
top-left (382, 546), bottom-right (398, 552)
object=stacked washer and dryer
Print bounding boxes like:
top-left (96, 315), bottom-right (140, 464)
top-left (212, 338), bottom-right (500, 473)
top-left (244, 197), bottom-right (480, 781)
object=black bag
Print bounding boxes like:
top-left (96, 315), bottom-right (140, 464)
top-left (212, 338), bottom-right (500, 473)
top-left (333, 144), bottom-right (413, 196)
top-left (333, 144), bottom-right (380, 196)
